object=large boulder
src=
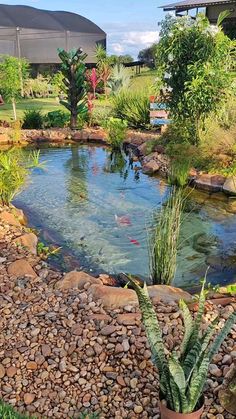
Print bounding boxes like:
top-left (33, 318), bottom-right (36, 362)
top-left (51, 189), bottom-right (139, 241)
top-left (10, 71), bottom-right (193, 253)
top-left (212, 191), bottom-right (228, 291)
top-left (7, 259), bottom-right (37, 278)
top-left (0, 210), bottom-right (21, 227)
top-left (56, 271), bottom-right (102, 290)
top-left (148, 285), bottom-right (192, 303)
top-left (142, 152), bottom-right (169, 175)
top-left (14, 232), bottom-right (38, 255)
top-left (194, 174), bottom-right (226, 193)
top-left (223, 176), bottom-right (236, 196)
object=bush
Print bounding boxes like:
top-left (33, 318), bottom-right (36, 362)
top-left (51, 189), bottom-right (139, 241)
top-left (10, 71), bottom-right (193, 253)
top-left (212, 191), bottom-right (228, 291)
top-left (22, 109), bottom-right (44, 129)
top-left (0, 148), bottom-right (43, 206)
top-left (103, 117), bottom-right (128, 149)
top-left (43, 110), bottom-right (70, 128)
top-left (113, 91), bottom-right (150, 129)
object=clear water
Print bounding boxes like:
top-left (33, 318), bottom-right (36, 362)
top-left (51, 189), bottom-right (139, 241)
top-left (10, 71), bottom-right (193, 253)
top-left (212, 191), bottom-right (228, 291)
top-left (15, 144), bottom-right (236, 288)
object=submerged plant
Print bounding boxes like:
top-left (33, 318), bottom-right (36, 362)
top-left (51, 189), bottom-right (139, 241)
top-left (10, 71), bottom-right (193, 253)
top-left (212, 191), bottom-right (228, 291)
top-left (129, 277), bottom-right (236, 414)
top-left (0, 148), bottom-right (43, 206)
top-left (103, 117), bottom-right (128, 150)
top-left (148, 187), bottom-right (184, 285)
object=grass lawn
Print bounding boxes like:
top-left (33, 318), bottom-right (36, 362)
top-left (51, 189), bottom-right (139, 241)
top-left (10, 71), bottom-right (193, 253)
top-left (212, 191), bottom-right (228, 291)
top-left (0, 97), bottom-right (63, 122)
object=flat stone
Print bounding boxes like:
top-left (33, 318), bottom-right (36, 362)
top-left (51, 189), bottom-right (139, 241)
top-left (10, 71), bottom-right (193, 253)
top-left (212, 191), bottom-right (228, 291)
top-left (116, 313), bottom-right (141, 325)
top-left (0, 210), bottom-right (21, 227)
top-left (56, 271), bottom-right (102, 290)
top-left (7, 259), bottom-right (37, 278)
top-left (223, 176), bottom-right (236, 196)
top-left (6, 366), bottom-right (17, 378)
top-left (26, 361), bottom-right (38, 370)
top-left (24, 393), bottom-right (35, 405)
top-left (14, 232), bottom-right (38, 255)
top-left (41, 344), bottom-right (51, 357)
top-left (148, 285), bottom-right (192, 303)
top-left (100, 325), bottom-right (118, 336)
top-left (89, 284), bottom-right (138, 309)
top-left (194, 174), bottom-right (226, 193)
top-left (0, 364), bottom-right (5, 378)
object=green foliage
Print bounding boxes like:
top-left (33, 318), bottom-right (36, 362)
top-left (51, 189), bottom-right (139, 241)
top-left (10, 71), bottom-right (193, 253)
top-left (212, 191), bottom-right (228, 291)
top-left (0, 401), bottom-right (28, 419)
top-left (37, 241), bottom-right (61, 259)
top-left (24, 75), bottom-right (50, 98)
top-left (0, 55), bottom-right (29, 120)
top-left (168, 159), bottom-right (191, 187)
top-left (113, 91), bottom-right (150, 129)
top-left (95, 45), bottom-right (112, 97)
top-left (58, 48), bottom-right (88, 129)
top-left (108, 64), bottom-right (130, 94)
top-left (148, 187), bottom-right (184, 285)
top-left (0, 148), bottom-right (42, 206)
top-left (109, 54), bottom-right (133, 65)
top-left (51, 71), bottom-right (64, 96)
top-left (156, 14), bottom-right (236, 144)
top-left (43, 110), bottom-right (70, 128)
top-left (22, 109), bottom-right (44, 129)
top-left (76, 413), bottom-right (99, 419)
top-left (129, 278), bottom-right (236, 414)
top-left (103, 117), bottom-right (128, 149)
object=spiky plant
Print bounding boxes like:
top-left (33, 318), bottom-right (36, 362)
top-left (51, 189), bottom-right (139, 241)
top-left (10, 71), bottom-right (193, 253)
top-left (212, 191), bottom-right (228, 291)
top-left (129, 277), bottom-right (236, 414)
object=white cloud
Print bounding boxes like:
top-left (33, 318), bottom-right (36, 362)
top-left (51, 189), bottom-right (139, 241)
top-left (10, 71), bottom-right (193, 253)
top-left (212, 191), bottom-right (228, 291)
top-left (108, 30), bottom-right (159, 58)
top-left (111, 43), bottom-right (125, 54)
top-left (123, 31), bottom-right (158, 46)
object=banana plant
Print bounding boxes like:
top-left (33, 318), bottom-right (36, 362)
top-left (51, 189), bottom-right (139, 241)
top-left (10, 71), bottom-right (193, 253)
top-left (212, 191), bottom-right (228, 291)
top-left (129, 277), bottom-right (236, 414)
top-left (58, 48), bottom-right (88, 129)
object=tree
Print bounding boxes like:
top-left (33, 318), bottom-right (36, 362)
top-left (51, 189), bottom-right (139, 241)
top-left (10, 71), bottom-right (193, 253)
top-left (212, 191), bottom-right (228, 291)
top-left (0, 55), bottom-right (29, 120)
top-left (156, 14), bottom-right (236, 144)
top-left (58, 48), bottom-right (88, 129)
top-left (109, 54), bottom-right (134, 65)
top-left (138, 44), bottom-right (158, 67)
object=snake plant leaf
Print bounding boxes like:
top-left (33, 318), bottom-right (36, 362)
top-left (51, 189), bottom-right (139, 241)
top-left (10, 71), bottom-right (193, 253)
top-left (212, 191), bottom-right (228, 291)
top-left (208, 311), bottom-right (236, 363)
top-left (189, 278), bottom-right (206, 349)
top-left (183, 341), bottom-right (202, 381)
top-left (169, 375), bottom-right (181, 412)
top-left (169, 356), bottom-right (188, 413)
top-left (179, 299), bottom-right (193, 357)
top-left (188, 355), bottom-right (209, 412)
top-left (128, 277), bottom-right (173, 406)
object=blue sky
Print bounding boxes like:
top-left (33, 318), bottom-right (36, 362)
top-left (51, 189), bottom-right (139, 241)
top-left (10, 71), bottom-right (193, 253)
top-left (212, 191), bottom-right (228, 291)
top-left (1, 0), bottom-right (167, 57)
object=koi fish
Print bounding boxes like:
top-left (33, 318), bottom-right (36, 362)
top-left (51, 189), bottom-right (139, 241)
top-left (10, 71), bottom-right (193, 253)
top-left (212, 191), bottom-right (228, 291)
top-left (128, 237), bottom-right (140, 246)
top-left (115, 215), bottom-right (132, 226)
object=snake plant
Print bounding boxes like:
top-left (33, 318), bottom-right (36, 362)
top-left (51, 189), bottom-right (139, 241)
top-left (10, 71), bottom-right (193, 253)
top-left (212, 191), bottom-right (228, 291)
top-left (130, 277), bottom-right (236, 414)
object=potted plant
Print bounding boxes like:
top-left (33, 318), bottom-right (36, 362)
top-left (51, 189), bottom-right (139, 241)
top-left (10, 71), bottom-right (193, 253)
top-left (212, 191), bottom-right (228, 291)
top-left (129, 277), bottom-right (236, 418)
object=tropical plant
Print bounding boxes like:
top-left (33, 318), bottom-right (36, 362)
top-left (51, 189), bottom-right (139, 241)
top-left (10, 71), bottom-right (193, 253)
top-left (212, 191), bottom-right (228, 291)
top-left (103, 117), bottom-right (128, 149)
top-left (22, 109), bottom-right (44, 129)
top-left (156, 14), bottom-right (236, 144)
top-left (129, 277), bottom-right (236, 414)
top-left (86, 68), bottom-right (99, 98)
top-left (0, 55), bottom-right (29, 120)
top-left (24, 74), bottom-right (50, 98)
top-left (113, 91), bottom-right (150, 128)
top-left (58, 48), bottom-right (88, 129)
top-left (51, 71), bottom-right (64, 97)
top-left (148, 187), bottom-right (184, 285)
top-left (108, 64), bottom-right (130, 93)
top-left (43, 110), bottom-right (70, 128)
top-left (95, 45), bottom-right (112, 97)
top-left (0, 148), bottom-right (43, 206)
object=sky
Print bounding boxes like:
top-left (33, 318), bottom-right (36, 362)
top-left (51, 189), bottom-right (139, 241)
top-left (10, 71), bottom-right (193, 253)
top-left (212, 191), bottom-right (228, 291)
top-left (0, 0), bottom-right (167, 58)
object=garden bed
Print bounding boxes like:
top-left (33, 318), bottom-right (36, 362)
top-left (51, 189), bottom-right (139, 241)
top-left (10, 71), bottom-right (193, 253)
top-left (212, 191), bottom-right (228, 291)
top-left (0, 206), bottom-right (235, 418)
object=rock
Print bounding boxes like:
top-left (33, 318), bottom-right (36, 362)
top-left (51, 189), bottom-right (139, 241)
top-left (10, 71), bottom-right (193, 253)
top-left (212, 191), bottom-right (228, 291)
top-left (142, 152), bottom-right (169, 175)
top-left (194, 174), bottom-right (226, 193)
top-left (100, 325), bottom-right (118, 336)
top-left (41, 344), bottom-right (51, 357)
top-left (14, 232), bottom-right (38, 255)
top-left (12, 207), bottom-right (27, 225)
top-left (6, 366), bottom-right (17, 378)
top-left (148, 285), bottom-right (192, 303)
top-left (116, 313), bottom-right (141, 326)
top-left (134, 405), bottom-right (143, 414)
top-left (56, 271), bottom-right (102, 290)
top-left (24, 393), bottom-right (35, 405)
top-left (209, 364), bottom-right (222, 377)
top-left (0, 364), bottom-right (5, 378)
top-left (142, 160), bottom-right (160, 175)
top-left (26, 361), bottom-right (38, 370)
top-left (7, 259), bottom-right (37, 278)
top-left (223, 176), bottom-right (236, 196)
top-left (89, 284), bottom-right (138, 309)
top-left (0, 210), bottom-right (21, 227)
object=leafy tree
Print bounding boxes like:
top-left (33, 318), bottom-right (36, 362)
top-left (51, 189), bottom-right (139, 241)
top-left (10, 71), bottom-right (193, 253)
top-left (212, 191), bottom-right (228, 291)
top-left (58, 48), bottom-right (88, 129)
top-left (156, 14), bottom-right (236, 144)
top-left (109, 54), bottom-right (134, 65)
top-left (0, 55), bottom-right (29, 120)
top-left (138, 44), bottom-right (158, 67)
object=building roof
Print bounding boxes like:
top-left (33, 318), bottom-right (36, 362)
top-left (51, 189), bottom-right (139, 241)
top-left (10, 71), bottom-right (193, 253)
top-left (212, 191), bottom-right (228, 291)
top-left (0, 4), bottom-right (105, 34)
top-left (161, 0), bottom-right (236, 11)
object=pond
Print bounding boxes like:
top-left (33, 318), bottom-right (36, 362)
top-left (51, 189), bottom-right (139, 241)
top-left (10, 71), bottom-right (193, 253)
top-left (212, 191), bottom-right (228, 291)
top-left (15, 144), bottom-right (236, 289)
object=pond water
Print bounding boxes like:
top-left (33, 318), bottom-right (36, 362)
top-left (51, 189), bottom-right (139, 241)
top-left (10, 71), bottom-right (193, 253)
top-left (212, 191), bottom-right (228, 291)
top-left (15, 144), bottom-right (236, 289)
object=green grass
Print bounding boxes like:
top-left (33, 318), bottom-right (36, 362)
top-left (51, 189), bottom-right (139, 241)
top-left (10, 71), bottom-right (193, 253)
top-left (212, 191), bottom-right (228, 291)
top-left (130, 69), bottom-right (157, 92)
top-left (0, 401), bottom-right (28, 419)
top-left (0, 98), bottom-right (63, 122)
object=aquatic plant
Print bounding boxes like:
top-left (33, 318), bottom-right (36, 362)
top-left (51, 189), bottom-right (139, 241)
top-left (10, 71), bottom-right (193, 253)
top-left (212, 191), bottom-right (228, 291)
top-left (104, 117), bottom-right (128, 150)
top-left (168, 158), bottom-right (191, 187)
top-left (129, 276), bottom-right (236, 414)
top-left (58, 48), bottom-right (88, 129)
top-left (0, 148), bottom-right (43, 206)
top-left (148, 187), bottom-right (184, 285)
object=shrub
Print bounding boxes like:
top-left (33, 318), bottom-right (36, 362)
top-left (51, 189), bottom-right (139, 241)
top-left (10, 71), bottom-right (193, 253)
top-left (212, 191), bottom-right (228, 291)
top-left (22, 109), bottom-right (44, 129)
top-left (43, 110), bottom-right (70, 128)
top-left (113, 91), bottom-right (150, 129)
top-left (148, 187), bottom-right (184, 285)
top-left (129, 277), bottom-right (236, 414)
top-left (103, 117), bottom-right (128, 149)
top-left (0, 148), bottom-right (43, 206)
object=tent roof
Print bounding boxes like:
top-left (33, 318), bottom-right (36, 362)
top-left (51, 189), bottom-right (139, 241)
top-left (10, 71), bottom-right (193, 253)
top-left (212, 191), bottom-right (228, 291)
top-left (0, 4), bottom-right (106, 34)
top-left (161, 0), bottom-right (236, 11)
